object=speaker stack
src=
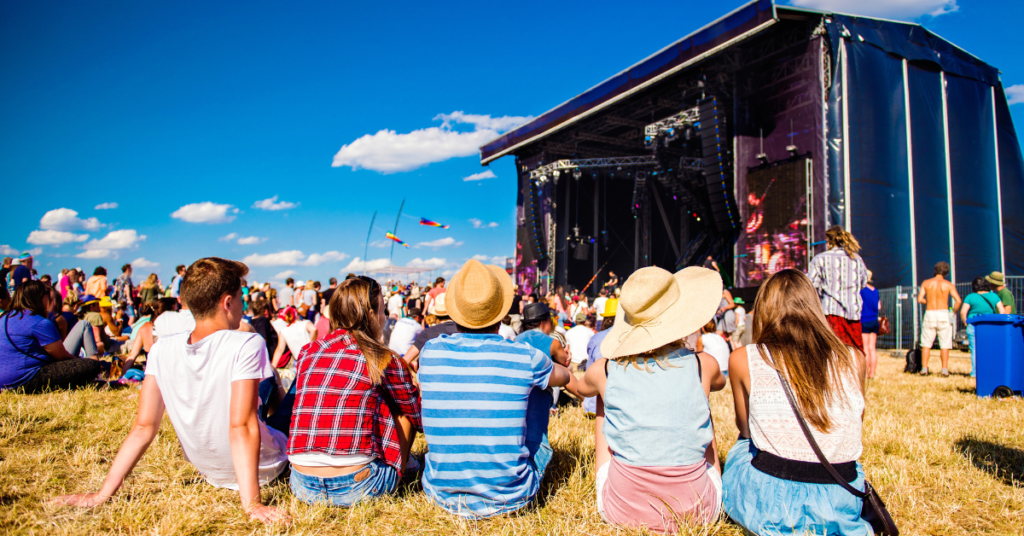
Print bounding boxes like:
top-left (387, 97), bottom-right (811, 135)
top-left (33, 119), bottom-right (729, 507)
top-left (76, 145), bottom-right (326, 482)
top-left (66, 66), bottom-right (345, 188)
top-left (698, 97), bottom-right (738, 233)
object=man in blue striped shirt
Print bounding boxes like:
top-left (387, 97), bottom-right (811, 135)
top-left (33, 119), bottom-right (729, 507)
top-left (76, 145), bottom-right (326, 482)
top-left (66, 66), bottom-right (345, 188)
top-left (419, 260), bottom-right (575, 518)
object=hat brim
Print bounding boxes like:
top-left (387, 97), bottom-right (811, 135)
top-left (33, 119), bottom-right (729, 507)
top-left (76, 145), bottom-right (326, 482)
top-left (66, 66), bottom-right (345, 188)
top-left (985, 276), bottom-right (1003, 286)
top-left (601, 267), bottom-right (722, 359)
top-left (446, 265), bottom-right (514, 329)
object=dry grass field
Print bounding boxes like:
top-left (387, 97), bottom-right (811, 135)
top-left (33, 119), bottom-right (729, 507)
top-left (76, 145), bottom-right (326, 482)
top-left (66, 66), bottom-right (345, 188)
top-left (0, 350), bottom-right (1021, 535)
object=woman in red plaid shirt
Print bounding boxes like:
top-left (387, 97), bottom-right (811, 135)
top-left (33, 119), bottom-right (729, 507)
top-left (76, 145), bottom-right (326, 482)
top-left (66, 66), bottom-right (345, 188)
top-left (287, 276), bottom-right (422, 507)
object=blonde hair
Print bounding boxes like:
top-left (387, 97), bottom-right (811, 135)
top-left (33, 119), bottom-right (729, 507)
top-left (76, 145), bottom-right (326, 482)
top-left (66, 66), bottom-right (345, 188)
top-left (825, 225), bottom-right (861, 258)
top-left (613, 341), bottom-right (686, 373)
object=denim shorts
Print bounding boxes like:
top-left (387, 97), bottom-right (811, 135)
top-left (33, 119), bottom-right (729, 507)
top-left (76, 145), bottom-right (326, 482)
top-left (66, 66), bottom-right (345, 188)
top-left (290, 458), bottom-right (399, 507)
top-left (861, 319), bottom-right (879, 334)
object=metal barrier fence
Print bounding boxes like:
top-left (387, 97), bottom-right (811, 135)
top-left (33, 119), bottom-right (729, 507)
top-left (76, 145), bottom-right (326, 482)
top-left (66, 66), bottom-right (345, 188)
top-left (876, 276), bottom-right (1022, 350)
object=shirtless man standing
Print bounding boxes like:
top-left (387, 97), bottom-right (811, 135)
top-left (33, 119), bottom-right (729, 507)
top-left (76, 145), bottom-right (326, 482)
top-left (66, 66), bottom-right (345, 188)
top-left (918, 261), bottom-right (962, 376)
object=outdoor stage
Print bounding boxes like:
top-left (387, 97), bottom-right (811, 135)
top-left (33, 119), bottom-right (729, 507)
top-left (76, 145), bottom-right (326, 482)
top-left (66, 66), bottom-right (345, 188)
top-left (479, 0), bottom-right (1024, 297)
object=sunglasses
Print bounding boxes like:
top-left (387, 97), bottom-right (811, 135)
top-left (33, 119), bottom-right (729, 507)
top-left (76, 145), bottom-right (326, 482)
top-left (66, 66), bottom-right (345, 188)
top-left (346, 275), bottom-right (381, 300)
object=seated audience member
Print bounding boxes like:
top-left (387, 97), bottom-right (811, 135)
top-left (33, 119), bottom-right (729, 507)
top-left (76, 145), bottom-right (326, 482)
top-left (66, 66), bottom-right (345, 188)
top-left (723, 269), bottom-right (869, 535)
top-left (248, 299), bottom-right (280, 358)
top-left (120, 298), bottom-right (177, 375)
top-left (152, 296), bottom-right (192, 339)
top-left (54, 258), bottom-right (292, 525)
top-left (0, 281), bottom-right (102, 392)
top-left (699, 321), bottom-right (731, 377)
top-left (288, 276), bottom-right (421, 507)
top-left (564, 315), bottom-right (596, 372)
top-left (313, 299), bottom-right (332, 341)
top-left (582, 303), bottom-right (617, 416)
top-left (418, 260), bottom-right (577, 518)
top-left (387, 307), bottom-right (424, 356)
top-left (576, 267), bottom-right (727, 532)
top-left (401, 294), bottom-right (455, 369)
top-left (498, 314), bottom-right (517, 340)
top-left (61, 295), bottom-right (99, 359)
top-left (515, 302), bottom-right (570, 366)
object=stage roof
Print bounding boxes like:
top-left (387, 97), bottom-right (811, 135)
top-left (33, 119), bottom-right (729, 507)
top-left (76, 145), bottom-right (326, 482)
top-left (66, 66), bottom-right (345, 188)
top-left (479, 0), bottom-right (1002, 165)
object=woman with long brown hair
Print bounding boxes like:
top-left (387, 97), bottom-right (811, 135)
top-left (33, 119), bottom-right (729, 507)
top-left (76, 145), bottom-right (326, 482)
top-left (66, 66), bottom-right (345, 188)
top-left (287, 276), bottom-right (422, 507)
top-left (723, 269), bottom-right (869, 534)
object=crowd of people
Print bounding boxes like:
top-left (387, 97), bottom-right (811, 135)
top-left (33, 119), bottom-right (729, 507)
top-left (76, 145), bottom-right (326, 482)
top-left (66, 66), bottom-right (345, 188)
top-left (0, 223), bottom-right (1012, 532)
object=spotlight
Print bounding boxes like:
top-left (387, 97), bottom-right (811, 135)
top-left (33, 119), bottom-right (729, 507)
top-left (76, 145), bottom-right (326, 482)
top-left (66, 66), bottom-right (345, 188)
top-left (573, 170), bottom-right (582, 180)
top-left (757, 153), bottom-right (769, 164)
top-left (786, 144), bottom-right (798, 156)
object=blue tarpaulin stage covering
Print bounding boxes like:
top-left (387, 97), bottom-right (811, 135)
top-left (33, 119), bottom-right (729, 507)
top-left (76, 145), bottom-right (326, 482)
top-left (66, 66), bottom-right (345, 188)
top-left (482, 1), bottom-right (1024, 290)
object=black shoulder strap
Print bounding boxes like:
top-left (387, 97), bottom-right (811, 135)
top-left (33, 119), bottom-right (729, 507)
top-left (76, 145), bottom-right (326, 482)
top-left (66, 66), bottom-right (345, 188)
top-left (982, 293), bottom-right (1000, 313)
top-left (4, 314), bottom-right (51, 363)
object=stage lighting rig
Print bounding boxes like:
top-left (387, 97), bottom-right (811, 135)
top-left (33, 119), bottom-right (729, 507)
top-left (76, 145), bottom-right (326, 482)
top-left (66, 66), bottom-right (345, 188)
top-left (786, 144), bottom-right (799, 156)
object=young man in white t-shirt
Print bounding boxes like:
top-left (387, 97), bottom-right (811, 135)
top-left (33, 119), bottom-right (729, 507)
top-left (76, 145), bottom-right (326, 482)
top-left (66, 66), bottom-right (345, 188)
top-left (55, 258), bottom-right (292, 525)
top-left (592, 290), bottom-right (609, 331)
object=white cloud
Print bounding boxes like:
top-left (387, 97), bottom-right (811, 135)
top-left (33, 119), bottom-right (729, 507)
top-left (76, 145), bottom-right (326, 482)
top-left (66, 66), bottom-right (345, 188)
top-left (131, 257), bottom-right (159, 268)
top-left (242, 250), bottom-right (348, 267)
top-left (84, 229), bottom-right (146, 251)
top-left (39, 208), bottom-right (103, 231)
top-left (1008, 84), bottom-right (1024, 105)
top-left (408, 257), bottom-right (446, 269)
top-left (341, 257), bottom-right (392, 273)
top-left (171, 202), bottom-right (238, 224)
top-left (472, 254), bottom-right (507, 265)
top-left (25, 248), bottom-right (42, 256)
top-left (368, 239), bottom-right (390, 248)
top-left (27, 230), bottom-right (89, 246)
top-left (463, 170), bottom-right (497, 182)
top-left (237, 236), bottom-right (266, 245)
top-left (785, 0), bottom-right (957, 20)
top-left (416, 237), bottom-right (462, 248)
top-left (469, 218), bottom-right (499, 229)
top-left (274, 270), bottom-right (298, 280)
top-left (94, 202), bottom-right (118, 210)
top-left (442, 269), bottom-right (456, 277)
top-left (0, 245), bottom-right (19, 256)
top-left (76, 249), bottom-right (109, 259)
top-left (252, 196), bottom-right (299, 211)
top-left (219, 232), bottom-right (239, 242)
top-left (332, 112), bottom-right (533, 173)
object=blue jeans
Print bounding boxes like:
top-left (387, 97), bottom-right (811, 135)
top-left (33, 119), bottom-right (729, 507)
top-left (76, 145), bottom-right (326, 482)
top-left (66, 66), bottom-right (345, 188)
top-left (525, 387), bottom-right (554, 475)
top-left (63, 320), bottom-right (98, 358)
top-left (967, 324), bottom-right (977, 378)
top-left (290, 458), bottom-right (399, 507)
top-left (258, 378), bottom-right (294, 437)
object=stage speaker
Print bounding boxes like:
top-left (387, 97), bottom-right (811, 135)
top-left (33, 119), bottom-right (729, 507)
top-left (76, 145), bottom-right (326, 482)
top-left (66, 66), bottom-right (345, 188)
top-left (698, 97), bottom-right (738, 233)
top-left (574, 242), bottom-right (590, 261)
top-left (525, 175), bottom-right (546, 263)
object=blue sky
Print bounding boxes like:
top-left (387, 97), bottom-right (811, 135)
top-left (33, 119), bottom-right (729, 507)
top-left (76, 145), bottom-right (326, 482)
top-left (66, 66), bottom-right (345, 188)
top-left (2, 0), bottom-right (1022, 285)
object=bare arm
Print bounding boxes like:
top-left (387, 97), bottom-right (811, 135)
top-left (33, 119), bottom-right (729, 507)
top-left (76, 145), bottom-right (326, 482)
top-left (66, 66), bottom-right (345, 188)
top-left (305, 322), bottom-right (316, 341)
top-left (997, 301), bottom-right (1009, 314)
top-left (271, 332), bottom-right (288, 369)
top-left (42, 340), bottom-right (77, 361)
top-left (720, 290), bottom-right (736, 312)
top-left (550, 339), bottom-right (570, 368)
top-left (697, 352), bottom-right (726, 393)
top-left (54, 376), bottom-right (165, 506)
top-left (949, 283), bottom-right (963, 312)
top-left (229, 379), bottom-right (291, 525)
top-left (403, 345), bottom-right (420, 371)
top-left (917, 285), bottom-right (927, 305)
top-left (960, 303), bottom-right (971, 325)
top-left (728, 347), bottom-right (751, 438)
top-left (576, 357), bottom-right (608, 399)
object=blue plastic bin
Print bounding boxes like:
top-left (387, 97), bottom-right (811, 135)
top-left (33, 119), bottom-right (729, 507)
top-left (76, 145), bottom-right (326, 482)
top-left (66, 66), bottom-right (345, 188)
top-left (967, 314), bottom-right (1024, 398)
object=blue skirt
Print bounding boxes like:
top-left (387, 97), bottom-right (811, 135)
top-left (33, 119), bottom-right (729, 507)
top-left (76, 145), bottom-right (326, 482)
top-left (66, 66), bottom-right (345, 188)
top-left (722, 438), bottom-right (872, 535)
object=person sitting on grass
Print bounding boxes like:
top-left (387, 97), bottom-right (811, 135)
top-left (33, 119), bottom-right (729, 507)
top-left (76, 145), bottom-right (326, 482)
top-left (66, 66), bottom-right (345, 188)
top-left (576, 267), bottom-right (727, 532)
top-left (0, 281), bottom-right (102, 393)
top-left (54, 258), bottom-right (292, 525)
top-left (288, 276), bottom-right (421, 507)
top-left (418, 260), bottom-right (577, 518)
top-left (723, 269), bottom-right (868, 535)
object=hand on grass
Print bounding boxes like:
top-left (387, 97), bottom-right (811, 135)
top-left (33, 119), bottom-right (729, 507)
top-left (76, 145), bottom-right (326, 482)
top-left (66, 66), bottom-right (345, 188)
top-left (246, 504), bottom-right (292, 525)
top-left (52, 492), bottom-right (111, 507)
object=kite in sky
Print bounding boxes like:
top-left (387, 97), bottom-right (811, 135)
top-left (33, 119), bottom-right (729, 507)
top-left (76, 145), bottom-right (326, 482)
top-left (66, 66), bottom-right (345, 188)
top-left (385, 231), bottom-right (409, 248)
top-left (419, 218), bottom-right (450, 229)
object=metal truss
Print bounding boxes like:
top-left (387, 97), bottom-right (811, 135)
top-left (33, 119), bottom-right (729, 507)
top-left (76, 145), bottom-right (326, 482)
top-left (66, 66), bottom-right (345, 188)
top-left (528, 155), bottom-right (658, 180)
top-left (644, 106), bottom-right (701, 137)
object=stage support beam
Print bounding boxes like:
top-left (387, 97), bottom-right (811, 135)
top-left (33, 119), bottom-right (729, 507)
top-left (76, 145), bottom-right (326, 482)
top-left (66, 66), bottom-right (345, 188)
top-left (593, 175), bottom-right (600, 287)
top-left (650, 181), bottom-right (681, 260)
top-left (992, 86), bottom-right (1006, 274)
top-left (940, 72), bottom-right (956, 283)
top-left (903, 58), bottom-right (920, 344)
top-left (841, 37), bottom-right (852, 232)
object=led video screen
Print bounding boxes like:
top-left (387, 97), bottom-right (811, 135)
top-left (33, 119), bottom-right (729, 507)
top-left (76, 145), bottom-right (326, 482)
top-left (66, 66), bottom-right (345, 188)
top-left (742, 159), bottom-right (808, 284)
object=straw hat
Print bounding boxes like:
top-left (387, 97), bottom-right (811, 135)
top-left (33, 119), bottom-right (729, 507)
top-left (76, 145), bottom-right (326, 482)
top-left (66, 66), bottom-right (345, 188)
top-left (601, 266), bottom-right (722, 359)
top-left (986, 271), bottom-right (1005, 287)
top-left (433, 293), bottom-right (448, 316)
top-left (445, 259), bottom-right (513, 329)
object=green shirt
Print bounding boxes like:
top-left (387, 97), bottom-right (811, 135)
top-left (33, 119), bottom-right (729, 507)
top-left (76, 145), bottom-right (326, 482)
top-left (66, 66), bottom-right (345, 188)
top-left (997, 288), bottom-right (1016, 314)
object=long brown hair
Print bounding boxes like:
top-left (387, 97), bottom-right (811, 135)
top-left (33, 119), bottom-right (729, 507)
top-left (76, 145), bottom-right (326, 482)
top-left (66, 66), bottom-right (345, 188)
top-left (825, 225), bottom-right (861, 258)
top-left (752, 269), bottom-right (859, 432)
top-left (329, 278), bottom-right (393, 385)
top-left (141, 273), bottom-right (158, 289)
top-left (2, 281), bottom-right (51, 319)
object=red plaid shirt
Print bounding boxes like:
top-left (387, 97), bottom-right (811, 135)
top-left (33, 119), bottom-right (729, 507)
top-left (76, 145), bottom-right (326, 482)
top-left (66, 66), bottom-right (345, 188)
top-left (287, 329), bottom-right (422, 470)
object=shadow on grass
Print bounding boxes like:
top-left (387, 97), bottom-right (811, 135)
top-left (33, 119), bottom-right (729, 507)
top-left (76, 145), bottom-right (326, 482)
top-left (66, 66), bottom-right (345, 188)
top-left (954, 436), bottom-right (1024, 487)
top-left (955, 387), bottom-right (977, 395)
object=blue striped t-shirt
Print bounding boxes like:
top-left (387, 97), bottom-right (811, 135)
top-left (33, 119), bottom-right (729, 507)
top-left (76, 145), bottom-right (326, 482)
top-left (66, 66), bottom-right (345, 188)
top-left (419, 333), bottom-right (553, 518)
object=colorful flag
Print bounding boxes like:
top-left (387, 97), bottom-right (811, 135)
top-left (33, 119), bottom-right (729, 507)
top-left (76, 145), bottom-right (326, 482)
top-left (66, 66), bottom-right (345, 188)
top-left (419, 218), bottom-right (449, 229)
top-left (385, 232), bottom-right (409, 248)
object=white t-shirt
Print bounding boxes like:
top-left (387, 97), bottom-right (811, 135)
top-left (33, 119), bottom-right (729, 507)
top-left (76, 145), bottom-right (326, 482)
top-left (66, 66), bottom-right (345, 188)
top-left (388, 293), bottom-right (404, 318)
top-left (498, 323), bottom-right (517, 341)
top-left (735, 306), bottom-right (747, 328)
top-left (153, 310), bottom-right (195, 339)
top-left (277, 287), bottom-right (294, 309)
top-left (145, 330), bottom-right (288, 490)
top-left (387, 317), bottom-right (423, 355)
top-left (564, 325), bottom-right (596, 364)
top-left (701, 333), bottom-right (731, 375)
top-left (593, 297), bottom-right (608, 317)
top-left (272, 318), bottom-right (313, 356)
top-left (301, 289), bottom-right (316, 306)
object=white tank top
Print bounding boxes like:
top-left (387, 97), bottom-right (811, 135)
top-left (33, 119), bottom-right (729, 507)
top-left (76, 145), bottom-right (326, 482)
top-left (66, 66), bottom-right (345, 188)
top-left (746, 344), bottom-right (864, 463)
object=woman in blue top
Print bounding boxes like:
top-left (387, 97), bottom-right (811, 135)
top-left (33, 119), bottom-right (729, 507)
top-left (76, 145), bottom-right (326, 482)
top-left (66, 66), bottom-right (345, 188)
top-left (960, 277), bottom-right (1008, 377)
top-left (0, 281), bottom-right (101, 393)
top-left (859, 271), bottom-right (880, 379)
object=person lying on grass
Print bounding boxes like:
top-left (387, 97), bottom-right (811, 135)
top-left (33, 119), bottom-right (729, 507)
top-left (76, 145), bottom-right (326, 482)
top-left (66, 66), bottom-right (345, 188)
top-left (417, 260), bottom-right (578, 518)
top-left (54, 257), bottom-right (292, 525)
top-left (575, 266), bottom-right (727, 533)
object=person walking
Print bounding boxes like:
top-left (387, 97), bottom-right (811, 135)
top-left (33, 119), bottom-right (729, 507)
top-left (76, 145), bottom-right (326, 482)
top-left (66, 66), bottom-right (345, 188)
top-left (859, 271), bottom-right (881, 379)
top-left (112, 264), bottom-right (134, 320)
top-left (138, 274), bottom-right (162, 304)
top-left (917, 262), bottom-right (962, 376)
top-left (985, 271), bottom-right (1015, 314)
top-left (808, 226), bottom-right (868, 353)
top-left (961, 277), bottom-right (1008, 378)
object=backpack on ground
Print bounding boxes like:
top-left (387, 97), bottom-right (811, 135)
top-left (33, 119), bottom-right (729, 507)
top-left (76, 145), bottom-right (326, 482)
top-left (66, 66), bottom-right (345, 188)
top-left (904, 345), bottom-right (922, 374)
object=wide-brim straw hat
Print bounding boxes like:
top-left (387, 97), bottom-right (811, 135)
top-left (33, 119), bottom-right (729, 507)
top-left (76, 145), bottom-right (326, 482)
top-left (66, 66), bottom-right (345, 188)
top-left (445, 259), bottom-right (514, 329)
top-left (601, 266), bottom-right (722, 359)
